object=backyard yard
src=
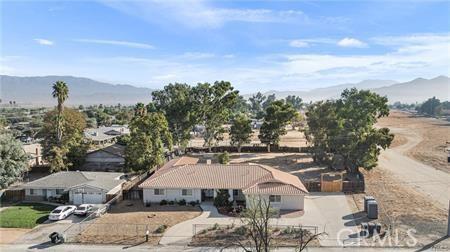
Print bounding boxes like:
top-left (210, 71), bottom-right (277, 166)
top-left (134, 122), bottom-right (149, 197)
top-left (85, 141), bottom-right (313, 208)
top-left (0, 203), bottom-right (53, 228)
top-left (76, 200), bottom-right (202, 245)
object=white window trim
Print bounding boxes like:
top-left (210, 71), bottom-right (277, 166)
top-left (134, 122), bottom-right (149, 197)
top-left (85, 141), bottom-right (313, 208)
top-left (269, 195), bottom-right (281, 203)
top-left (181, 189), bottom-right (193, 196)
top-left (154, 189), bottom-right (165, 196)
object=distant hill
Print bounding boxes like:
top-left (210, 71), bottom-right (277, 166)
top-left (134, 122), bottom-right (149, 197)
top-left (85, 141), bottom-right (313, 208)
top-left (249, 76), bottom-right (449, 103)
top-left (0, 75), bottom-right (153, 106)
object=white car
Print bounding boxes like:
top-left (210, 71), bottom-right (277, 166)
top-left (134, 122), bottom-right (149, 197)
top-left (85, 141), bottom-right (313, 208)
top-left (48, 205), bottom-right (76, 221)
top-left (74, 204), bottom-right (93, 216)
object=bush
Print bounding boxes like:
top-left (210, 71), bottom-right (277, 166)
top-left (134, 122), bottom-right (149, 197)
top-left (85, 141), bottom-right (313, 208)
top-left (217, 151), bottom-right (230, 164)
top-left (155, 224), bottom-right (167, 234)
top-left (160, 200), bottom-right (168, 206)
top-left (145, 202), bottom-right (151, 207)
top-left (212, 223), bottom-right (219, 230)
top-left (178, 199), bottom-right (186, 206)
top-left (168, 200), bottom-right (175, 205)
top-left (214, 189), bottom-right (231, 208)
top-left (234, 226), bottom-right (247, 235)
top-left (189, 201), bottom-right (197, 206)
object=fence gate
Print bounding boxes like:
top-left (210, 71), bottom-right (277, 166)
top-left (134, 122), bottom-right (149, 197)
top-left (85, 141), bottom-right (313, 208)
top-left (320, 173), bottom-right (343, 192)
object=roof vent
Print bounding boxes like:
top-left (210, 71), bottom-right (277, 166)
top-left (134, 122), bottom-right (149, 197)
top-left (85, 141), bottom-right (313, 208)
top-left (206, 159), bottom-right (212, 165)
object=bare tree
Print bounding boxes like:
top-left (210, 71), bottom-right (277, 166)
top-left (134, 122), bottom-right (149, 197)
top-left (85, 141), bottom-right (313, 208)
top-left (295, 228), bottom-right (326, 252)
top-left (223, 196), bottom-right (276, 252)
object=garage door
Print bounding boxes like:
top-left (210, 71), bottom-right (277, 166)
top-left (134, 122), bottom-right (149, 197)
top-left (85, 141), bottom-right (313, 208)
top-left (73, 192), bottom-right (103, 204)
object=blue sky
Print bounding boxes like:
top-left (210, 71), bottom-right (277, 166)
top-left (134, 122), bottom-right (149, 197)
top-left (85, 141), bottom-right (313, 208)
top-left (1, 0), bottom-right (449, 93)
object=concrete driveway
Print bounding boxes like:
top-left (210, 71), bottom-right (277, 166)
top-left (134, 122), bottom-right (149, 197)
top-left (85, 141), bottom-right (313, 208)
top-left (160, 193), bottom-right (358, 247)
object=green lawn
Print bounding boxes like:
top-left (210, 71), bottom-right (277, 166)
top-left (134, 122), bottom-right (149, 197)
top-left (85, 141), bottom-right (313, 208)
top-left (0, 203), bottom-right (55, 228)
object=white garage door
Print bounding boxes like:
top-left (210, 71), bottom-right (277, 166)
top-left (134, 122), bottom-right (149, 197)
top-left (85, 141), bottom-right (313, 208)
top-left (73, 192), bottom-right (103, 204)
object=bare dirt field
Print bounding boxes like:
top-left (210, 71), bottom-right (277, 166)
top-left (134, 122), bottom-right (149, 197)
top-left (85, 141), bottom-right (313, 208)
top-left (351, 168), bottom-right (449, 249)
top-left (189, 129), bottom-right (307, 148)
top-left (77, 200), bottom-right (201, 245)
top-left (0, 228), bottom-right (30, 244)
top-left (377, 110), bottom-right (450, 173)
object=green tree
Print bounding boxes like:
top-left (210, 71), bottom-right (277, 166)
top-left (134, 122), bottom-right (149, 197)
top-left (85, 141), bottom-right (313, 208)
top-left (262, 94), bottom-right (276, 110)
top-left (305, 88), bottom-right (394, 173)
top-left (249, 92), bottom-right (266, 119)
top-left (192, 81), bottom-right (238, 152)
top-left (40, 108), bottom-right (88, 172)
top-left (285, 95), bottom-right (303, 110)
top-left (214, 189), bottom-right (231, 208)
top-left (152, 83), bottom-right (196, 148)
top-left (52, 81), bottom-right (69, 144)
top-left (0, 134), bottom-right (29, 188)
top-left (125, 108), bottom-right (173, 172)
top-left (258, 101), bottom-right (296, 152)
top-left (230, 114), bottom-right (253, 152)
top-left (417, 96), bottom-right (441, 116)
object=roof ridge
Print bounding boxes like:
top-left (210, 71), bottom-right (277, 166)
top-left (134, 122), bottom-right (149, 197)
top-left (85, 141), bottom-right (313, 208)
top-left (256, 164), bottom-right (307, 193)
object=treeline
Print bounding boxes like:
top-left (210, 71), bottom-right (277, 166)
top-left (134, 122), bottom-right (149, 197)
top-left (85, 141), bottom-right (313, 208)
top-left (391, 97), bottom-right (450, 117)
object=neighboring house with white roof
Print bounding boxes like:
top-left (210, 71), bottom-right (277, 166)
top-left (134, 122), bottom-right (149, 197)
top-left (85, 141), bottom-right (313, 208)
top-left (23, 171), bottom-right (125, 204)
top-left (139, 157), bottom-right (308, 211)
top-left (84, 125), bottom-right (130, 145)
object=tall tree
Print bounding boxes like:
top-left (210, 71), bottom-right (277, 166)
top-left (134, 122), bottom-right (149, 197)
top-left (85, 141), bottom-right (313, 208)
top-left (192, 81), bottom-right (238, 152)
top-left (52, 81), bottom-right (69, 144)
top-left (230, 113), bottom-right (253, 152)
top-left (249, 92), bottom-right (266, 119)
top-left (125, 107), bottom-right (173, 172)
top-left (258, 100), bottom-right (296, 152)
top-left (285, 95), bottom-right (303, 110)
top-left (417, 96), bottom-right (441, 116)
top-left (152, 83), bottom-right (195, 148)
top-left (0, 134), bottom-right (28, 189)
top-left (40, 108), bottom-right (88, 172)
top-left (305, 88), bottom-right (393, 173)
top-left (262, 94), bottom-right (276, 110)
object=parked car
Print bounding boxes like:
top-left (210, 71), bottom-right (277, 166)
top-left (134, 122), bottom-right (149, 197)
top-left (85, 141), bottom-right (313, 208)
top-left (74, 204), bottom-right (93, 216)
top-left (48, 205), bottom-right (76, 221)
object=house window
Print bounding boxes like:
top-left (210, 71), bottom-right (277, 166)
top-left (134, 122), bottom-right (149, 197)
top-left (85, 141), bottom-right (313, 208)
top-left (233, 190), bottom-right (239, 196)
top-left (29, 189), bottom-right (34, 195)
top-left (154, 189), bottom-right (165, 195)
top-left (55, 189), bottom-right (64, 195)
top-left (269, 195), bottom-right (281, 203)
top-left (182, 189), bottom-right (193, 196)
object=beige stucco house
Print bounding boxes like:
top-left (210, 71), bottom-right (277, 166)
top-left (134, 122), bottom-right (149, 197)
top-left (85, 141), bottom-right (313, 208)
top-left (139, 157), bottom-right (308, 211)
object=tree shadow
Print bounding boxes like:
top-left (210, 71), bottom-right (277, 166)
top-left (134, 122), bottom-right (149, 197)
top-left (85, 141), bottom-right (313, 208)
top-left (28, 241), bottom-right (58, 250)
top-left (415, 236), bottom-right (449, 252)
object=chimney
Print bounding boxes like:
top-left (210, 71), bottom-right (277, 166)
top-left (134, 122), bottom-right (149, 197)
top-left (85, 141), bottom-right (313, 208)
top-left (206, 159), bottom-right (211, 165)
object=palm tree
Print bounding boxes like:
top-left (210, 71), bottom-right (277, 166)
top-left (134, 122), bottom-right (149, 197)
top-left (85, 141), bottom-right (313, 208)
top-left (52, 81), bottom-right (69, 144)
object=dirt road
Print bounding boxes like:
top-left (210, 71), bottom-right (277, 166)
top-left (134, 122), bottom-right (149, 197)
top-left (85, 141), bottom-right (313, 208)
top-left (378, 125), bottom-right (450, 210)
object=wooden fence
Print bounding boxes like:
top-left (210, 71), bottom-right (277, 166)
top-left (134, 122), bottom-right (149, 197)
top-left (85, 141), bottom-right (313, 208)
top-left (186, 145), bottom-right (311, 153)
top-left (0, 189), bottom-right (25, 202)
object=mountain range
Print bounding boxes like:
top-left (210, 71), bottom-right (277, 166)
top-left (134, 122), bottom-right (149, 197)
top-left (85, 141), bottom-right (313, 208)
top-left (0, 75), bottom-right (449, 106)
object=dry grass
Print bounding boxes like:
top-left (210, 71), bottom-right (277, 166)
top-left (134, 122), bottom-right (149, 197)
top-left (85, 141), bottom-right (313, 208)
top-left (77, 200), bottom-right (201, 245)
top-left (377, 110), bottom-right (450, 173)
top-left (0, 228), bottom-right (30, 244)
top-left (352, 168), bottom-right (448, 248)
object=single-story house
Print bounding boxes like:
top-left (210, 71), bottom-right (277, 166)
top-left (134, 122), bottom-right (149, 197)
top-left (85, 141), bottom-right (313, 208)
top-left (84, 125), bottom-right (130, 145)
top-left (139, 157), bottom-right (308, 211)
top-left (83, 144), bottom-right (125, 172)
top-left (23, 171), bottom-right (125, 204)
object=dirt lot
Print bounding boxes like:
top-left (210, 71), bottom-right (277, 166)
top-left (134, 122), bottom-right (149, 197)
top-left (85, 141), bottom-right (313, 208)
top-left (377, 110), bottom-right (450, 173)
top-left (351, 168), bottom-right (449, 249)
top-left (189, 129), bottom-right (307, 148)
top-left (77, 200), bottom-right (201, 245)
top-left (0, 228), bottom-right (30, 244)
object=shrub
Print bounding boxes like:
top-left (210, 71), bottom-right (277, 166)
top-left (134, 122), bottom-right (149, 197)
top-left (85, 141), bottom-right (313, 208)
top-left (189, 201), bottom-right (197, 206)
top-left (214, 189), bottom-right (231, 208)
top-left (212, 223), bottom-right (219, 230)
top-left (217, 151), bottom-right (230, 164)
top-left (168, 200), bottom-right (175, 205)
top-left (145, 202), bottom-right (151, 207)
top-left (234, 226), bottom-right (247, 235)
top-left (155, 224), bottom-right (168, 234)
top-left (160, 200), bottom-right (168, 206)
top-left (178, 199), bottom-right (186, 206)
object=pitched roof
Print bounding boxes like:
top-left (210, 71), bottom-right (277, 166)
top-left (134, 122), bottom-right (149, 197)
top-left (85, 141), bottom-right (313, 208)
top-left (23, 171), bottom-right (125, 192)
top-left (88, 144), bottom-right (125, 158)
top-left (139, 158), bottom-right (308, 195)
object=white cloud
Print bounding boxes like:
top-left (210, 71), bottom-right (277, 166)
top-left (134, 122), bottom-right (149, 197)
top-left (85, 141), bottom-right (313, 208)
top-left (9, 34), bottom-right (450, 93)
top-left (337, 37), bottom-right (367, 48)
top-left (289, 40), bottom-right (309, 48)
top-left (74, 39), bottom-right (154, 49)
top-left (100, 0), bottom-right (309, 29)
top-left (34, 39), bottom-right (54, 46)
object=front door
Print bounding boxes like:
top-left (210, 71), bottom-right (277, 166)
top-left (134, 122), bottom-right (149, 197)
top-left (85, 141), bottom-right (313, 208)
top-left (201, 189), bottom-right (214, 201)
